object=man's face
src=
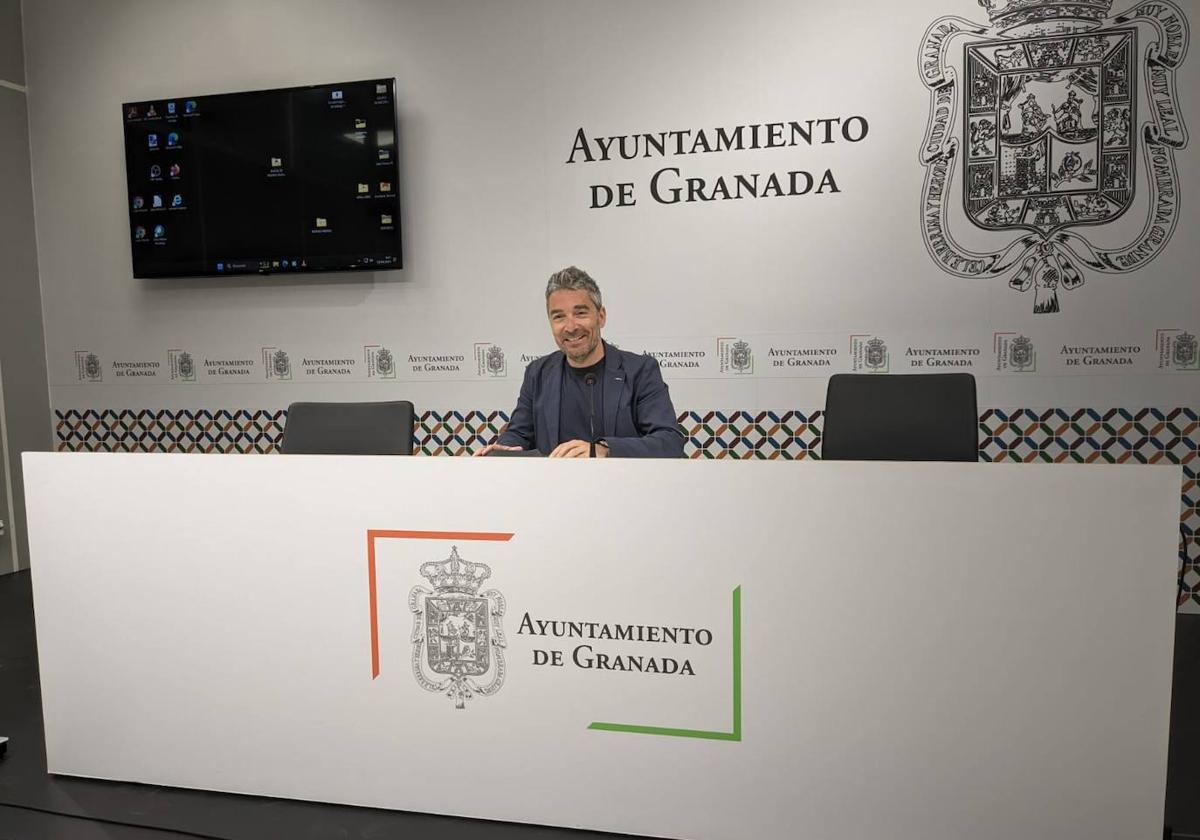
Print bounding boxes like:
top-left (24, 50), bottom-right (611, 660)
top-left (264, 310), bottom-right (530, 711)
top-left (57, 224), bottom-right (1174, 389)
top-left (547, 288), bottom-right (606, 367)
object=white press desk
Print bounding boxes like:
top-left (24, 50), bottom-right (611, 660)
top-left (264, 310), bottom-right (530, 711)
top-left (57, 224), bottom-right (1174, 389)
top-left (22, 453), bottom-right (1182, 840)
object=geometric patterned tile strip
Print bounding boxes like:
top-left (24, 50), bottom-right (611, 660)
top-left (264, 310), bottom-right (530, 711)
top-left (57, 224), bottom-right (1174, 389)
top-left (55, 406), bottom-right (1199, 608)
top-left (56, 409), bottom-right (285, 454)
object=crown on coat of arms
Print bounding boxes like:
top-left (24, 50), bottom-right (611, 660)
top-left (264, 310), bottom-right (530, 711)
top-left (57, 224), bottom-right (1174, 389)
top-left (419, 547), bottom-right (492, 595)
top-left (978, 0), bottom-right (1113, 28)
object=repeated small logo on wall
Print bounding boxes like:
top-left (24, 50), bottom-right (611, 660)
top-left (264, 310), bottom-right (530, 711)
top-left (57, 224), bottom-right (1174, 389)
top-left (641, 346), bottom-right (709, 371)
top-left (849, 335), bottom-right (889, 373)
top-left (474, 342), bottom-right (508, 378)
top-left (262, 347), bottom-right (292, 381)
top-left (764, 343), bottom-right (837, 371)
top-left (1157, 329), bottom-right (1199, 371)
top-left (299, 356), bottom-right (356, 378)
top-left (168, 349), bottom-right (196, 382)
top-left (365, 345), bottom-right (396, 379)
top-left (1059, 341), bottom-right (1141, 369)
top-left (993, 332), bottom-right (1037, 373)
top-left (409, 546), bottom-right (507, 709)
top-left (75, 351), bottom-right (102, 382)
top-left (202, 356), bottom-right (255, 378)
top-left (110, 358), bottom-right (162, 380)
top-left (864, 338), bottom-right (887, 371)
top-left (717, 338), bottom-right (754, 375)
top-left (408, 351), bottom-right (466, 375)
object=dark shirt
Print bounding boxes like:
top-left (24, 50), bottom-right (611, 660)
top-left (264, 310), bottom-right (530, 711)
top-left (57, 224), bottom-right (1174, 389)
top-left (559, 357), bottom-right (605, 446)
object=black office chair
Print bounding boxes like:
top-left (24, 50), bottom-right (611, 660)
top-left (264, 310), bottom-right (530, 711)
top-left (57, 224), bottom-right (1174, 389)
top-left (821, 373), bottom-right (978, 462)
top-left (279, 401), bottom-right (416, 455)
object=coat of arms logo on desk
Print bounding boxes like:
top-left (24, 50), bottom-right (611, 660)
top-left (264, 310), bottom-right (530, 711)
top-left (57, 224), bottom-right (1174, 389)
top-left (409, 547), bottom-right (508, 709)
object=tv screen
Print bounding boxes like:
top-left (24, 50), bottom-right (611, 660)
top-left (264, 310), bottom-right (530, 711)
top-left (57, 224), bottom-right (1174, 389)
top-left (122, 78), bottom-right (402, 278)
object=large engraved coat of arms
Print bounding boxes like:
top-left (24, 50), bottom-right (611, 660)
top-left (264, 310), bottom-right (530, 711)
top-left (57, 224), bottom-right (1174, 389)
top-left (919, 0), bottom-right (1189, 312)
top-left (409, 547), bottom-right (507, 709)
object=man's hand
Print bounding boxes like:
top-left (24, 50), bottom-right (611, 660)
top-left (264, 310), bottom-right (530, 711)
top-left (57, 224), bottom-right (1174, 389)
top-left (473, 443), bottom-right (524, 457)
top-left (548, 440), bottom-right (609, 458)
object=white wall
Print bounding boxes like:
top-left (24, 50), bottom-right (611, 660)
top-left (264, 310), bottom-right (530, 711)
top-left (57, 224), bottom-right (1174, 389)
top-left (21, 0), bottom-right (1200, 415)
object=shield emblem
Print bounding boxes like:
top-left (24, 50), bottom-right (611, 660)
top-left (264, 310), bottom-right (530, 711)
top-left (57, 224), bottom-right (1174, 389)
top-left (865, 338), bottom-right (887, 370)
top-left (409, 547), bottom-right (507, 709)
top-left (1174, 333), bottom-right (1197, 368)
top-left (425, 597), bottom-right (490, 677)
top-left (272, 349), bottom-right (290, 377)
top-left (919, 0), bottom-right (1189, 313)
top-left (84, 353), bottom-right (102, 381)
top-left (965, 29), bottom-right (1136, 236)
top-left (1010, 335), bottom-right (1034, 370)
top-left (178, 351), bottom-right (195, 380)
top-left (486, 345), bottom-right (506, 376)
top-left (376, 348), bottom-right (394, 375)
top-left (730, 341), bottom-right (752, 372)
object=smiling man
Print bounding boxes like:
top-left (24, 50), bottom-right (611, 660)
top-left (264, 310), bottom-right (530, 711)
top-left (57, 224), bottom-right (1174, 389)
top-left (477, 266), bottom-right (685, 458)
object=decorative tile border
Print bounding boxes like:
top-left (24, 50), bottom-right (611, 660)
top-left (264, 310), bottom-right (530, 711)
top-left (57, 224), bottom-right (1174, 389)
top-left (56, 409), bottom-right (285, 453)
top-left (54, 407), bottom-right (1198, 607)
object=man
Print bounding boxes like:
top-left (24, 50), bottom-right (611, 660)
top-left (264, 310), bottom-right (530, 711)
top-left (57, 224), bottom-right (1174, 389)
top-left (476, 266), bottom-right (685, 458)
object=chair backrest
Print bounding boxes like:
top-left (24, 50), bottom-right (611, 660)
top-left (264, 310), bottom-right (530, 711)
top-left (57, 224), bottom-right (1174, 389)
top-left (279, 401), bottom-right (415, 455)
top-left (821, 373), bottom-right (977, 462)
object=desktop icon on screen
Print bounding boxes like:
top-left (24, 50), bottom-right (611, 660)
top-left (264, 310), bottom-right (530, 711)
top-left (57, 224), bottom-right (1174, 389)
top-left (270, 156), bottom-right (282, 167)
top-left (153, 224), bottom-right (165, 238)
top-left (315, 217), bottom-right (327, 228)
top-left (132, 196), bottom-right (144, 210)
top-left (378, 149), bottom-right (390, 161)
top-left (380, 181), bottom-right (392, 192)
top-left (148, 134), bottom-right (159, 149)
top-left (167, 132), bottom-right (179, 146)
top-left (134, 226), bottom-right (146, 240)
top-left (149, 164), bottom-right (162, 178)
top-left (355, 117), bottom-right (366, 129)
top-left (216, 262), bottom-right (224, 271)
top-left (146, 104), bottom-right (158, 118)
top-left (375, 83), bottom-right (387, 95)
top-left (152, 195), bottom-right (163, 209)
top-left (167, 102), bottom-right (176, 115)
top-left (331, 90), bottom-right (343, 101)
top-left (381, 213), bottom-right (393, 225)
top-left (171, 194), bottom-right (183, 207)
top-left (184, 100), bottom-right (198, 113)
top-left (169, 163), bottom-right (181, 178)
top-left (126, 105), bottom-right (139, 119)
top-left (357, 183), bottom-right (369, 194)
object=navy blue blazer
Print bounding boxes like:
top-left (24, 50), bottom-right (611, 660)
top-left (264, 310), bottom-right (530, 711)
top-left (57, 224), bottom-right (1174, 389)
top-left (498, 342), bottom-right (685, 458)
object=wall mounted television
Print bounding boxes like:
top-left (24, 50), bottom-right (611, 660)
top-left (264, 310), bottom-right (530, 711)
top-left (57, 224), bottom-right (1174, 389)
top-left (122, 78), bottom-right (402, 279)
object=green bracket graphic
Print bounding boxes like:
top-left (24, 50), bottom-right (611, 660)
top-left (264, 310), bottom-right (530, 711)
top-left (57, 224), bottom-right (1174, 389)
top-left (588, 586), bottom-right (742, 741)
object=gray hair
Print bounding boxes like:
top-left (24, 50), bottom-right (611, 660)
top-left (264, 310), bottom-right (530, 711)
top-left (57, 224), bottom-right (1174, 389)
top-left (545, 266), bottom-right (602, 310)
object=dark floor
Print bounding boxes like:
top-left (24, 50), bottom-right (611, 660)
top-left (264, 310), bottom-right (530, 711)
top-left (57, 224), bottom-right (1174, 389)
top-left (2, 569), bottom-right (1198, 839)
